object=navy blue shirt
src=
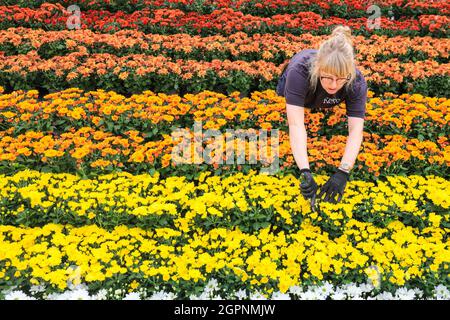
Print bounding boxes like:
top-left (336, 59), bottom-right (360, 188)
top-left (277, 49), bottom-right (367, 119)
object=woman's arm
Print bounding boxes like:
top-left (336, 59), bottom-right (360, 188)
top-left (286, 104), bottom-right (310, 170)
top-left (339, 116), bottom-right (364, 172)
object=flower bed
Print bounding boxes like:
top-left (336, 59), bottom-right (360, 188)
top-left (0, 5), bottom-right (448, 37)
top-left (0, 169), bottom-right (448, 299)
top-left (0, 1), bottom-right (448, 301)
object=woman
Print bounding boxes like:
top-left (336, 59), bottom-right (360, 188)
top-left (276, 25), bottom-right (367, 206)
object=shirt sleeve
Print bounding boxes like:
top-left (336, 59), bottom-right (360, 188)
top-left (284, 66), bottom-right (309, 107)
top-left (345, 75), bottom-right (368, 119)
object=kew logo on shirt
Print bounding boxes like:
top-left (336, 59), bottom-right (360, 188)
top-left (323, 97), bottom-right (342, 105)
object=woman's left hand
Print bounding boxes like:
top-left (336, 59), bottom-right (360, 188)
top-left (318, 168), bottom-right (350, 203)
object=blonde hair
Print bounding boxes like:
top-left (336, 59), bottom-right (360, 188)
top-left (308, 25), bottom-right (357, 93)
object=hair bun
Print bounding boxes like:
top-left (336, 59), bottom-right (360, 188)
top-left (331, 25), bottom-right (353, 45)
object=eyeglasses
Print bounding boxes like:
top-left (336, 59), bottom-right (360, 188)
top-left (320, 75), bottom-right (350, 86)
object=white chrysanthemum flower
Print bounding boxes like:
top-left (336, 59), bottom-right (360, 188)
top-left (311, 291), bottom-right (327, 300)
top-left (235, 289), bottom-right (247, 299)
top-left (433, 285), bottom-right (450, 300)
top-left (298, 290), bottom-right (318, 300)
top-left (4, 290), bottom-right (35, 300)
top-left (166, 292), bottom-right (177, 300)
top-left (46, 292), bottom-right (71, 300)
top-left (93, 289), bottom-right (108, 300)
top-left (137, 288), bottom-right (148, 300)
top-left (374, 292), bottom-right (394, 300)
top-left (205, 278), bottom-right (219, 293)
top-left (148, 290), bottom-right (176, 300)
top-left (310, 283), bottom-right (333, 300)
top-left (359, 283), bottom-right (374, 293)
top-left (234, 289), bottom-right (247, 300)
top-left (199, 292), bottom-right (211, 299)
top-left (412, 288), bottom-right (424, 299)
top-left (395, 287), bottom-right (416, 300)
top-left (123, 292), bottom-right (141, 300)
top-left (68, 288), bottom-right (92, 300)
top-left (330, 289), bottom-right (347, 300)
top-left (271, 291), bottom-right (291, 300)
top-left (288, 285), bottom-right (303, 296)
top-left (317, 281), bottom-right (334, 297)
top-left (30, 285), bottom-right (46, 294)
top-left (344, 284), bottom-right (363, 299)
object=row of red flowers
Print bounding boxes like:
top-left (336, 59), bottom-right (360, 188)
top-left (0, 28), bottom-right (448, 66)
top-left (0, 5), bottom-right (448, 36)
top-left (5, 0), bottom-right (448, 16)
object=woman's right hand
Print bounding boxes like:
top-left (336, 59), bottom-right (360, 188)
top-left (286, 104), bottom-right (318, 204)
top-left (299, 168), bottom-right (319, 201)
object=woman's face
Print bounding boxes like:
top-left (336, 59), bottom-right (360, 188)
top-left (319, 71), bottom-right (350, 94)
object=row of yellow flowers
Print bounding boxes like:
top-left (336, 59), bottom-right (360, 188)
top-left (0, 218), bottom-right (448, 295)
top-left (1, 169), bottom-right (448, 231)
top-left (1, 88), bottom-right (448, 137)
top-left (0, 28), bottom-right (448, 64)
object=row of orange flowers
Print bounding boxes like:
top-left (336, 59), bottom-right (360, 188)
top-left (0, 50), bottom-right (448, 92)
top-left (0, 88), bottom-right (448, 138)
top-left (0, 28), bottom-right (448, 64)
top-left (1, 125), bottom-right (448, 177)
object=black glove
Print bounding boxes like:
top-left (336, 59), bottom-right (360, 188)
top-left (299, 168), bottom-right (319, 200)
top-left (318, 168), bottom-right (350, 203)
